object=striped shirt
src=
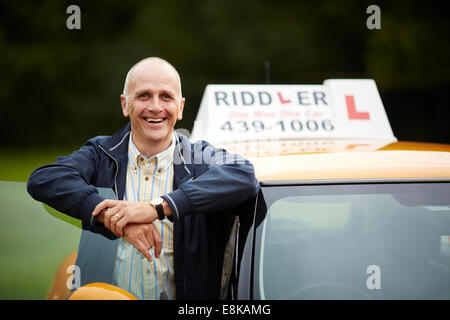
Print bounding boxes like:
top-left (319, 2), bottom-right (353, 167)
top-left (113, 132), bottom-right (237, 299)
top-left (113, 133), bottom-right (176, 300)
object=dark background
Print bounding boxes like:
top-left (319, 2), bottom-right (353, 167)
top-left (1, 0), bottom-right (449, 150)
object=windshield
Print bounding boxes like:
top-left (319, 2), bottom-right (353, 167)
top-left (254, 182), bottom-right (450, 300)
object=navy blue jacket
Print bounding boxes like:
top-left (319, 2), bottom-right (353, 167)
top-left (27, 122), bottom-right (259, 299)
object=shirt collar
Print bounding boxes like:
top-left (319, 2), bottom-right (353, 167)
top-left (128, 132), bottom-right (176, 171)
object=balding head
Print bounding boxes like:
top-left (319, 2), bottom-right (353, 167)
top-left (123, 57), bottom-right (182, 100)
top-left (119, 57), bottom-right (185, 157)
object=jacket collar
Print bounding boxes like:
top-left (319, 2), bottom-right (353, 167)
top-left (99, 122), bottom-right (193, 179)
top-left (99, 122), bottom-right (131, 161)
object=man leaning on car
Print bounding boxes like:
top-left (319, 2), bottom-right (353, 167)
top-left (27, 57), bottom-right (259, 300)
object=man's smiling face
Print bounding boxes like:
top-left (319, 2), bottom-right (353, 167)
top-left (121, 59), bottom-right (185, 156)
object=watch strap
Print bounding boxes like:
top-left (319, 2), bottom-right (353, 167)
top-left (155, 203), bottom-right (165, 220)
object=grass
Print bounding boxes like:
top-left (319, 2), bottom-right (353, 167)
top-left (0, 150), bottom-right (82, 299)
top-left (0, 148), bottom-right (77, 183)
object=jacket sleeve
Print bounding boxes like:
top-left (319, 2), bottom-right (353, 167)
top-left (26, 137), bottom-right (115, 238)
top-left (162, 140), bottom-right (260, 220)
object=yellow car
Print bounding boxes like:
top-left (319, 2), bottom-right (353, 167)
top-left (46, 79), bottom-right (450, 299)
top-left (234, 140), bottom-right (450, 300)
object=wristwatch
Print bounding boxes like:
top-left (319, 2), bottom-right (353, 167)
top-left (150, 197), bottom-right (165, 220)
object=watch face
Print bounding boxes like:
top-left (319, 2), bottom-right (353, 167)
top-left (151, 198), bottom-right (164, 206)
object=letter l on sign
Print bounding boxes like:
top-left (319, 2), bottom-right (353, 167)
top-left (277, 92), bottom-right (291, 104)
top-left (345, 95), bottom-right (370, 120)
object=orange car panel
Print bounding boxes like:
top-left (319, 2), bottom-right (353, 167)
top-left (68, 282), bottom-right (137, 300)
top-left (250, 142), bottom-right (450, 181)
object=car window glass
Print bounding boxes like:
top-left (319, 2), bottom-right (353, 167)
top-left (256, 183), bottom-right (450, 300)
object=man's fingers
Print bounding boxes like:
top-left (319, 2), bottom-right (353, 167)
top-left (143, 224), bottom-right (157, 253)
top-left (92, 199), bottom-right (119, 216)
top-left (92, 201), bottom-right (108, 217)
top-left (110, 213), bottom-right (121, 236)
top-left (115, 215), bottom-right (129, 237)
top-left (147, 234), bottom-right (155, 251)
top-left (152, 225), bottom-right (162, 259)
top-left (103, 209), bottom-right (111, 230)
top-left (135, 239), bottom-right (152, 262)
top-left (104, 205), bottom-right (123, 232)
top-left (103, 207), bottom-right (116, 231)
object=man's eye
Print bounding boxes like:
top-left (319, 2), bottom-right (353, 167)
top-left (139, 93), bottom-right (149, 98)
top-left (162, 93), bottom-right (172, 100)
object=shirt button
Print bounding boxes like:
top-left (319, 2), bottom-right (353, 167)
top-left (158, 168), bottom-right (162, 173)
top-left (145, 176), bottom-right (149, 181)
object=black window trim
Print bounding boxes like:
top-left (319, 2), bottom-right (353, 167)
top-left (260, 177), bottom-right (450, 187)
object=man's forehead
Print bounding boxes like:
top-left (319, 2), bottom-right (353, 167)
top-left (134, 59), bottom-right (177, 75)
top-left (127, 60), bottom-right (181, 93)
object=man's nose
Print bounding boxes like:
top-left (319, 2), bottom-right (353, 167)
top-left (147, 98), bottom-right (163, 113)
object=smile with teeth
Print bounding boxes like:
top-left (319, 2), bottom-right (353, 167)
top-left (145, 118), bottom-right (164, 123)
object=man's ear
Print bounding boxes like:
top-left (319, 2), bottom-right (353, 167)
top-left (177, 98), bottom-right (185, 120)
top-left (120, 95), bottom-right (129, 118)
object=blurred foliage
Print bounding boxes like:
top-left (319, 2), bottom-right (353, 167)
top-left (0, 0), bottom-right (448, 148)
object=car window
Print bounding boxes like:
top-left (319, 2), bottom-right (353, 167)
top-left (253, 183), bottom-right (450, 300)
top-left (0, 181), bottom-right (81, 299)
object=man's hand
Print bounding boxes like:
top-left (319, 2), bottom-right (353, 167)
top-left (122, 223), bottom-right (162, 262)
top-left (92, 199), bottom-right (158, 236)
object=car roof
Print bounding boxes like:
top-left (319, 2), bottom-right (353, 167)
top-left (244, 141), bottom-right (450, 181)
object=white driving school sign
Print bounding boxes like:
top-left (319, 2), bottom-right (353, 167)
top-left (190, 79), bottom-right (397, 154)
